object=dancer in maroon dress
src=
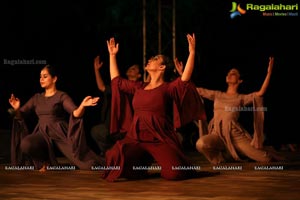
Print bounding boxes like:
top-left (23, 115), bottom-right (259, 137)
top-left (8, 65), bottom-right (101, 171)
top-left (91, 55), bottom-right (142, 156)
top-left (102, 33), bottom-right (206, 182)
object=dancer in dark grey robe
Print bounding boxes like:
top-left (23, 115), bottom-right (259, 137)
top-left (9, 65), bottom-right (102, 170)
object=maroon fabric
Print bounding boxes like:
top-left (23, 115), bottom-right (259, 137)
top-left (173, 80), bottom-right (206, 128)
top-left (109, 79), bottom-right (141, 135)
top-left (104, 77), bottom-right (205, 181)
top-left (10, 91), bottom-right (99, 169)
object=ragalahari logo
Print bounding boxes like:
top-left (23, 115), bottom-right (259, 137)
top-left (230, 2), bottom-right (246, 19)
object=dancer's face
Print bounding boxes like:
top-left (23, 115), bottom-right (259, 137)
top-left (226, 68), bottom-right (241, 84)
top-left (40, 68), bottom-right (57, 89)
top-left (145, 55), bottom-right (165, 72)
top-left (126, 65), bottom-right (141, 80)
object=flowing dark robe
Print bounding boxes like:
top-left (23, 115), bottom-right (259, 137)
top-left (11, 90), bottom-right (99, 169)
top-left (103, 76), bottom-right (206, 181)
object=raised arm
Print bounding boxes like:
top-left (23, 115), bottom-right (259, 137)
top-left (107, 37), bottom-right (120, 80)
top-left (94, 55), bottom-right (106, 92)
top-left (255, 56), bottom-right (274, 97)
top-left (181, 33), bottom-right (196, 81)
top-left (73, 96), bottom-right (100, 118)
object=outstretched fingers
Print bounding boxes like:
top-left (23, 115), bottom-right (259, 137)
top-left (187, 33), bottom-right (196, 53)
top-left (106, 37), bottom-right (119, 55)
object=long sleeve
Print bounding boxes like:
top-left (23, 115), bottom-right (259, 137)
top-left (61, 93), bottom-right (78, 115)
top-left (11, 118), bottom-right (30, 165)
top-left (11, 94), bottom-right (37, 165)
top-left (197, 87), bottom-right (219, 101)
top-left (251, 95), bottom-right (265, 149)
top-left (240, 93), bottom-right (265, 149)
top-left (169, 78), bottom-right (206, 129)
top-left (19, 94), bottom-right (36, 117)
top-left (61, 93), bottom-right (87, 156)
top-left (110, 76), bottom-right (143, 134)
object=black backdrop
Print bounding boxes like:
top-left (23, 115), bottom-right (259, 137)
top-left (1, 0), bottom-right (299, 146)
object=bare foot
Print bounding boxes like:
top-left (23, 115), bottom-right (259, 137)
top-left (39, 164), bottom-right (47, 173)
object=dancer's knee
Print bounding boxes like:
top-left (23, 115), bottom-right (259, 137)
top-left (196, 137), bottom-right (207, 153)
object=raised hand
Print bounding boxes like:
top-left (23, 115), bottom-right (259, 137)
top-left (94, 55), bottom-right (104, 70)
top-left (187, 33), bottom-right (196, 54)
top-left (255, 56), bottom-right (275, 97)
top-left (106, 37), bottom-right (119, 55)
top-left (81, 96), bottom-right (100, 107)
top-left (8, 94), bottom-right (20, 110)
top-left (267, 56), bottom-right (274, 74)
top-left (174, 57), bottom-right (184, 76)
top-left (181, 33), bottom-right (196, 81)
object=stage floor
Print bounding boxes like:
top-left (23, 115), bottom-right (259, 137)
top-left (0, 151), bottom-right (299, 200)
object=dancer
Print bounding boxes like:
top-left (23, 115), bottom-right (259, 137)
top-left (9, 64), bottom-right (102, 171)
top-left (195, 57), bottom-right (284, 164)
top-left (91, 55), bottom-right (141, 156)
top-left (102, 33), bottom-right (205, 182)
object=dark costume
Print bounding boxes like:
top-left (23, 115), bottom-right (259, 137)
top-left (11, 91), bottom-right (100, 169)
top-left (91, 84), bottom-right (130, 155)
top-left (102, 76), bottom-right (205, 181)
top-left (90, 85), bottom-right (114, 155)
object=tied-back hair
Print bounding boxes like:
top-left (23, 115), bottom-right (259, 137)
top-left (42, 64), bottom-right (58, 78)
top-left (161, 55), bottom-right (177, 82)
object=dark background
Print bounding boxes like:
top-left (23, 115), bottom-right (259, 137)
top-left (1, 0), bottom-right (299, 148)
